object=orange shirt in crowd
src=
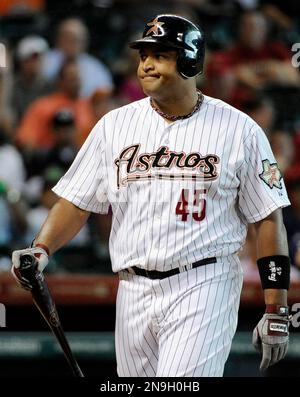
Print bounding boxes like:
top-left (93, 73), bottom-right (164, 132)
top-left (16, 92), bottom-right (94, 149)
top-left (0, 0), bottom-right (44, 14)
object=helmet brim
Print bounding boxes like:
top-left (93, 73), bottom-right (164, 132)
top-left (129, 37), bottom-right (185, 51)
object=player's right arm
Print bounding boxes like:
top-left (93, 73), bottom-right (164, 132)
top-left (34, 197), bottom-right (90, 255)
top-left (11, 198), bottom-right (90, 289)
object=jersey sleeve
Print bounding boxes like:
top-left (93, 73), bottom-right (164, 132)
top-left (237, 125), bottom-right (290, 223)
top-left (52, 119), bottom-right (110, 214)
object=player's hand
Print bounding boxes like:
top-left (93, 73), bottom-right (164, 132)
top-left (252, 310), bottom-right (290, 371)
top-left (11, 247), bottom-right (49, 290)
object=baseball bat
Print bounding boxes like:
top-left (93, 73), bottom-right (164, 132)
top-left (19, 253), bottom-right (84, 377)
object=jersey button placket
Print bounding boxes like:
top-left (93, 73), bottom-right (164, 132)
top-left (165, 124), bottom-right (173, 146)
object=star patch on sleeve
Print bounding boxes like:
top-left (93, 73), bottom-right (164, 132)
top-left (259, 159), bottom-right (282, 189)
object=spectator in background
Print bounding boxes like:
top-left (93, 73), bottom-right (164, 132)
top-left (16, 59), bottom-right (94, 151)
top-left (77, 88), bottom-right (116, 146)
top-left (261, 0), bottom-right (300, 41)
top-left (26, 107), bottom-right (79, 177)
top-left (242, 95), bottom-right (294, 173)
top-left (240, 95), bottom-right (275, 134)
top-left (42, 17), bottom-right (113, 98)
top-left (11, 35), bottom-right (53, 122)
top-left (114, 40), bottom-right (145, 105)
top-left (43, 108), bottom-right (78, 171)
top-left (206, 10), bottom-right (299, 107)
top-left (0, 122), bottom-right (27, 246)
top-left (89, 89), bottom-right (115, 122)
top-left (24, 166), bottom-right (89, 248)
top-left (269, 130), bottom-right (294, 174)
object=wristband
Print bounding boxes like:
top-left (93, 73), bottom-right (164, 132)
top-left (257, 255), bottom-right (290, 290)
top-left (35, 243), bottom-right (50, 256)
top-left (265, 305), bottom-right (289, 316)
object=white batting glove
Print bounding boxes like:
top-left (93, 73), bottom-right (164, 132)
top-left (11, 246), bottom-right (49, 290)
top-left (252, 308), bottom-right (290, 371)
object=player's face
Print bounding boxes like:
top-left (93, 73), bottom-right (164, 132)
top-left (137, 46), bottom-right (184, 99)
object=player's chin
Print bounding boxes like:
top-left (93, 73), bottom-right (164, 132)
top-left (140, 80), bottom-right (161, 97)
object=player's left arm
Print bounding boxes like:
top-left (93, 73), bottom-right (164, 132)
top-left (252, 208), bottom-right (291, 371)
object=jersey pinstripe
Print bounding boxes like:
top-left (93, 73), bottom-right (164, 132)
top-left (52, 95), bottom-right (290, 273)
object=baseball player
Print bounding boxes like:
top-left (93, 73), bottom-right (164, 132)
top-left (12, 15), bottom-right (291, 377)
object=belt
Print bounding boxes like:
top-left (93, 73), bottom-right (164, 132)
top-left (124, 257), bottom-right (217, 280)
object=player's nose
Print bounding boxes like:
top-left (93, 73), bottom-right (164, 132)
top-left (142, 56), bottom-right (155, 72)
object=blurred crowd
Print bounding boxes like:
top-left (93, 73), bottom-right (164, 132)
top-left (0, 0), bottom-right (300, 278)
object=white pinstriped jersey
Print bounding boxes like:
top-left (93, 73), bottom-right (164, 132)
top-left (52, 95), bottom-right (290, 273)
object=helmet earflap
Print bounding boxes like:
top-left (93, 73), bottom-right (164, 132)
top-left (177, 48), bottom-right (203, 79)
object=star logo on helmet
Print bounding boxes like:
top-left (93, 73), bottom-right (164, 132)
top-left (146, 18), bottom-right (165, 36)
top-left (259, 159), bottom-right (282, 189)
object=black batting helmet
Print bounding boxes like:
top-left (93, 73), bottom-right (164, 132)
top-left (129, 14), bottom-right (205, 79)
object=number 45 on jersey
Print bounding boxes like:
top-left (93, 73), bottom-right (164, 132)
top-left (176, 189), bottom-right (207, 222)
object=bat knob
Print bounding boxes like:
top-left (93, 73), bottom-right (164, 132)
top-left (19, 254), bottom-right (39, 284)
top-left (20, 254), bottom-right (38, 270)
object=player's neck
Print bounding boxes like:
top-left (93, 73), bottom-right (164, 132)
top-left (150, 89), bottom-right (201, 123)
